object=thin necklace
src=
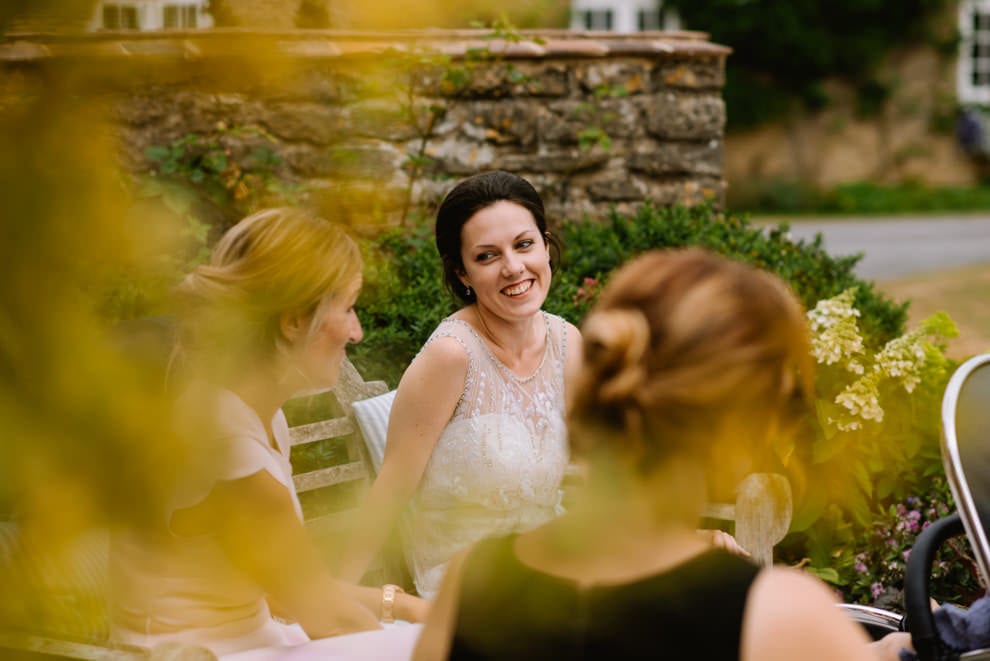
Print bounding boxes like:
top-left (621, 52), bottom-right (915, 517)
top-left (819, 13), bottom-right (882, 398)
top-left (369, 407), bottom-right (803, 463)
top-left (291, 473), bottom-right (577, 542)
top-left (475, 306), bottom-right (541, 355)
top-left (475, 306), bottom-right (501, 350)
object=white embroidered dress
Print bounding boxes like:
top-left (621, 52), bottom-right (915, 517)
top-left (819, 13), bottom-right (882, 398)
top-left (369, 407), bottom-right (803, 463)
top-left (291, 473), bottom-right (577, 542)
top-left (404, 312), bottom-right (570, 598)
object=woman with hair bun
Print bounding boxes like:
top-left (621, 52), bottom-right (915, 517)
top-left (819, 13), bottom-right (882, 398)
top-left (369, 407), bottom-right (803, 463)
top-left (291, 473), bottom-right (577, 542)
top-left (413, 248), bottom-right (883, 660)
top-left (110, 208), bottom-right (425, 656)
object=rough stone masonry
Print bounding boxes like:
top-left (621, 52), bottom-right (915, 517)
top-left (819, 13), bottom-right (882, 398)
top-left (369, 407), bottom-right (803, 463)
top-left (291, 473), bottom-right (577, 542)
top-left (0, 29), bottom-right (731, 228)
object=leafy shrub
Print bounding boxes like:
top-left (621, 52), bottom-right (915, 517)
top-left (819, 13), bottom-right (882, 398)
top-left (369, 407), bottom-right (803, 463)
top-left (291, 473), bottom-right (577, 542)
top-left (807, 478), bottom-right (983, 610)
top-left (776, 289), bottom-right (962, 607)
top-left (546, 203), bottom-right (907, 346)
top-left (730, 180), bottom-right (990, 215)
top-left (824, 182), bottom-right (990, 214)
top-left (99, 124), bottom-right (303, 323)
top-left (351, 203), bottom-right (968, 598)
top-left (350, 225), bottom-right (454, 385)
top-left (353, 202), bottom-right (908, 382)
top-left (145, 123), bottom-right (300, 231)
top-left (96, 179), bottom-right (211, 322)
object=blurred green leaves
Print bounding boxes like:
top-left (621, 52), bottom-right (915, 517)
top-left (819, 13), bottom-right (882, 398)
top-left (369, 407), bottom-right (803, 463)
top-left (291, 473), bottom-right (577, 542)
top-left (665, 0), bottom-right (951, 129)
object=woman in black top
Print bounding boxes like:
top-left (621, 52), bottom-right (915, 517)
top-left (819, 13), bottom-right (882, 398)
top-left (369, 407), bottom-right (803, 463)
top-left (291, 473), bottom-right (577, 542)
top-left (413, 248), bottom-right (885, 661)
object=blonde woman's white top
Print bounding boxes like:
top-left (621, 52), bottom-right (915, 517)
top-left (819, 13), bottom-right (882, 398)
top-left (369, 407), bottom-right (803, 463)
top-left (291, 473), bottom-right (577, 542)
top-left (110, 388), bottom-right (305, 656)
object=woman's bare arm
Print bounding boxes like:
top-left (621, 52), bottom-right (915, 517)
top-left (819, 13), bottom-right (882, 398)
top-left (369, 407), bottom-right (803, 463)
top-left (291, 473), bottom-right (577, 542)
top-left (173, 470), bottom-right (382, 638)
top-left (335, 336), bottom-right (468, 583)
top-left (742, 567), bottom-right (874, 661)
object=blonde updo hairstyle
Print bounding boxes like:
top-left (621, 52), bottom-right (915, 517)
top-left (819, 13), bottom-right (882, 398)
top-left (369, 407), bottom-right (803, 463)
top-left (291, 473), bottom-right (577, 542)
top-left (173, 208), bottom-right (362, 379)
top-left (569, 248), bottom-right (813, 491)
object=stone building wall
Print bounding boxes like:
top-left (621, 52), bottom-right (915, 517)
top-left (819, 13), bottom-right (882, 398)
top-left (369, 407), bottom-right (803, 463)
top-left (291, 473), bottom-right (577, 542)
top-left (722, 2), bottom-right (978, 199)
top-left (0, 29), bottom-right (730, 227)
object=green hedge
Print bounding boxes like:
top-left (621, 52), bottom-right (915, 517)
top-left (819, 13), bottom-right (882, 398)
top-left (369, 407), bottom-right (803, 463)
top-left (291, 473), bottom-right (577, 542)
top-left (352, 203), bottom-right (969, 610)
top-left (731, 181), bottom-right (990, 216)
top-left (351, 203), bottom-right (907, 385)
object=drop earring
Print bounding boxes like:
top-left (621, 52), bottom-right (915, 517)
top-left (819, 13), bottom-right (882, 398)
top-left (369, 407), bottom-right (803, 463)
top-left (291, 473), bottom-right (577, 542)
top-left (465, 285), bottom-right (472, 298)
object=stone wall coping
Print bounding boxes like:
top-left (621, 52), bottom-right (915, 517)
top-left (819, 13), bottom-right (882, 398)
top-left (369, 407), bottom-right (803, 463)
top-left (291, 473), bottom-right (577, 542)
top-left (0, 28), bottom-right (731, 62)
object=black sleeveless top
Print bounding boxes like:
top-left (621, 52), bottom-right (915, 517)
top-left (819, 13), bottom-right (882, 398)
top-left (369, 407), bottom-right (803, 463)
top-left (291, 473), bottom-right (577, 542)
top-left (448, 533), bottom-right (760, 660)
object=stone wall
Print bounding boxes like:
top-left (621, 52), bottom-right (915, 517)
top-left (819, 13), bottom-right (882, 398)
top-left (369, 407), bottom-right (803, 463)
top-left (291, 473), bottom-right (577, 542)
top-left (724, 35), bottom-right (979, 198)
top-left (0, 29), bottom-right (730, 227)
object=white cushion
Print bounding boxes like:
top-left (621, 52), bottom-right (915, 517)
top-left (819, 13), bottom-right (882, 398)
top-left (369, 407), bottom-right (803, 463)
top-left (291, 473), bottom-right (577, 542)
top-left (350, 390), bottom-right (397, 474)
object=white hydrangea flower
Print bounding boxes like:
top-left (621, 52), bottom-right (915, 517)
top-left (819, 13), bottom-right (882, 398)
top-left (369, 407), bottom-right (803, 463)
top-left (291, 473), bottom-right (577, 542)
top-left (873, 326), bottom-right (939, 394)
top-left (834, 418), bottom-right (862, 432)
top-left (808, 296), bottom-right (958, 436)
top-left (835, 373), bottom-right (884, 426)
top-left (808, 288), bottom-right (864, 370)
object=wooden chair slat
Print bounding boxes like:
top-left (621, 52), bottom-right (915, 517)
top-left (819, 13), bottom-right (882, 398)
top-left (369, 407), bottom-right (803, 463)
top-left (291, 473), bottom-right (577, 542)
top-left (0, 631), bottom-right (149, 660)
top-left (293, 461), bottom-right (369, 493)
top-left (703, 503), bottom-right (736, 521)
top-left (289, 417), bottom-right (355, 446)
top-left (332, 360), bottom-right (388, 409)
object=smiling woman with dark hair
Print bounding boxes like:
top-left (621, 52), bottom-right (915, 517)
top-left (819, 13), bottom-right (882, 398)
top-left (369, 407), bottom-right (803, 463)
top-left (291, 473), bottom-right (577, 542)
top-left (337, 171), bottom-right (583, 599)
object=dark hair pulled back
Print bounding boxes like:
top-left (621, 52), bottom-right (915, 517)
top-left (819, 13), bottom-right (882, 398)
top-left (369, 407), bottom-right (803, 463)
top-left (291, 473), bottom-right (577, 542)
top-left (435, 170), bottom-right (559, 304)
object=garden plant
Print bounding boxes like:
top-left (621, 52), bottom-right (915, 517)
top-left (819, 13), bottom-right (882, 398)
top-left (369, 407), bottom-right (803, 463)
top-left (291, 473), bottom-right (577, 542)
top-left (110, 15), bottom-right (978, 610)
top-left (109, 170), bottom-right (975, 609)
top-left (350, 203), bottom-right (973, 609)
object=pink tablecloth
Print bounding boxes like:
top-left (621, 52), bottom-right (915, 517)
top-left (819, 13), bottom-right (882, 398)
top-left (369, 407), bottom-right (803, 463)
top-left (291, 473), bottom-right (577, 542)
top-left (220, 623), bottom-right (423, 661)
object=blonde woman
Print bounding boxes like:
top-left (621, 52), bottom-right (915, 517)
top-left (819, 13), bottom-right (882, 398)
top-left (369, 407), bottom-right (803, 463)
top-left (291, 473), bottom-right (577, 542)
top-left (110, 208), bottom-right (426, 657)
top-left (414, 248), bottom-right (882, 661)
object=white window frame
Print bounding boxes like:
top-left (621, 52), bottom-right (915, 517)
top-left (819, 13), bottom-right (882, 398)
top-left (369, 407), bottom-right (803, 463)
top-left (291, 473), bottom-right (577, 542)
top-left (580, 9), bottom-right (615, 30)
top-left (163, 3), bottom-right (200, 29)
top-left (570, 1), bottom-right (680, 33)
top-left (92, 0), bottom-right (212, 32)
top-left (959, 0), bottom-right (990, 105)
top-left (100, 3), bottom-right (141, 30)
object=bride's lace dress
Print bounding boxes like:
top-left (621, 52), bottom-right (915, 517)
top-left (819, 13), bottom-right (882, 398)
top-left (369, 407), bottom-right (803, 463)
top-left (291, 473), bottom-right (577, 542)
top-left (404, 312), bottom-right (570, 598)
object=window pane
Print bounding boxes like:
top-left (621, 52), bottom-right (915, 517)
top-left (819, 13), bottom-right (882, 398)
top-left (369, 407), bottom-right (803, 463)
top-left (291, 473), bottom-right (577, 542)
top-left (587, 10), bottom-right (612, 30)
top-left (184, 5), bottom-right (198, 27)
top-left (121, 6), bottom-right (138, 29)
top-left (164, 5), bottom-right (177, 28)
top-left (638, 9), bottom-right (661, 31)
top-left (581, 10), bottom-right (613, 30)
top-left (102, 5), bottom-right (119, 29)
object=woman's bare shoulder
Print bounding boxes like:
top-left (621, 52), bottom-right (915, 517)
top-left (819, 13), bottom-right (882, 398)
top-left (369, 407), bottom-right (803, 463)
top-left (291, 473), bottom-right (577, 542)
top-left (742, 566), bottom-right (873, 661)
top-left (409, 331), bottom-right (470, 375)
top-left (394, 329), bottom-right (470, 417)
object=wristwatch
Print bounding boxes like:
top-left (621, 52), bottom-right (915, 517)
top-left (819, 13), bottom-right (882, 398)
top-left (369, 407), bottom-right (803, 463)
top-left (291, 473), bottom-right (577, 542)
top-left (381, 583), bottom-right (405, 623)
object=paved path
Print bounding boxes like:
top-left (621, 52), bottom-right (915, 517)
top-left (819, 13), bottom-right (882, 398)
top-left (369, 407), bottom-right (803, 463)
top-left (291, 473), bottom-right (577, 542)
top-left (758, 215), bottom-right (990, 280)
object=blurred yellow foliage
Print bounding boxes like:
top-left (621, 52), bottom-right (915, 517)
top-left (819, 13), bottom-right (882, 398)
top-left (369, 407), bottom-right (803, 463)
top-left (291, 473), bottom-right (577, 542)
top-left (0, 1), bottom-right (200, 637)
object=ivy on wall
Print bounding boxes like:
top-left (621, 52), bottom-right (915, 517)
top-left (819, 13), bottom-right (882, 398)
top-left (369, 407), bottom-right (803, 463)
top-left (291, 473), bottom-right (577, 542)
top-left (664, 0), bottom-right (952, 129)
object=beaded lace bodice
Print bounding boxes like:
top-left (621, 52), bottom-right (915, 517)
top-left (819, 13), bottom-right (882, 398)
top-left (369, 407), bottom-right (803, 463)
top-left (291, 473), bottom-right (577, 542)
top-left (404, 312), bottom-right (570, 598)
